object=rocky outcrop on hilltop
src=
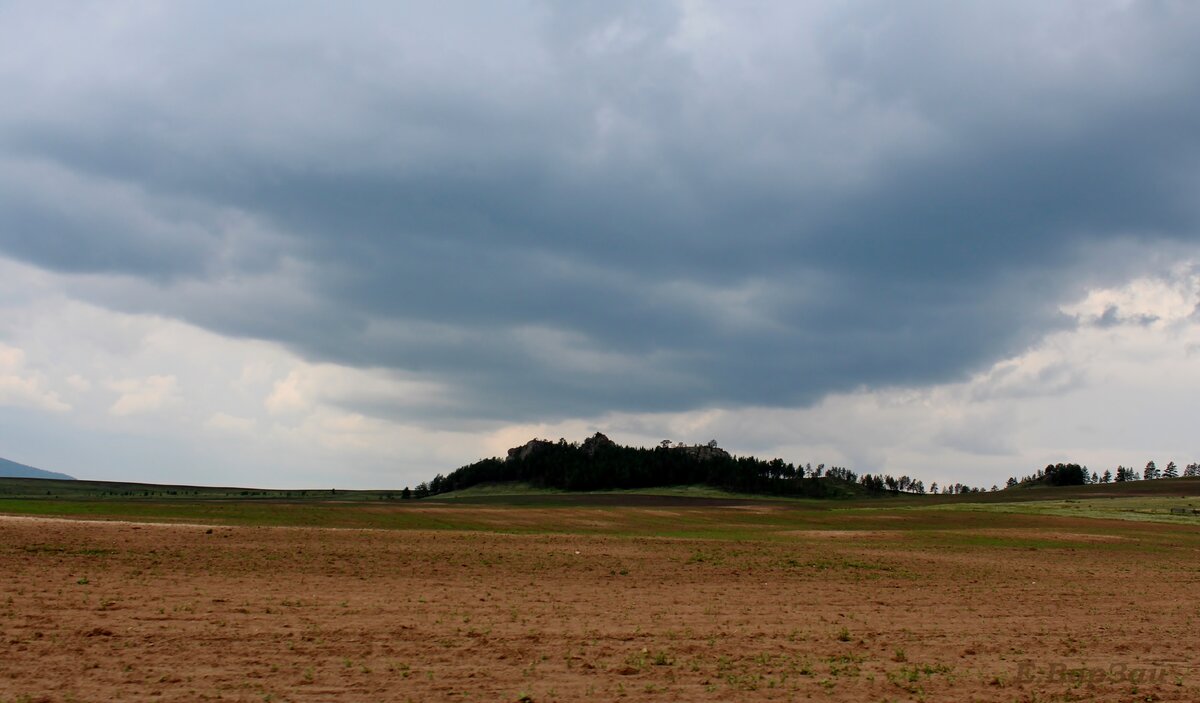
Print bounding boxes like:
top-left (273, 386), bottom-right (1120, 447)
top-left (671, 443), bottom-right (731, 461)
top-left (506, 432), bottom-right (618, 462)
top-left (581, 432), bottom-right (617, 456)
top-left (506, 439), bottom-right (553, 462)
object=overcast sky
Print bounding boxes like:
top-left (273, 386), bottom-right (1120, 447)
top-left (2, 1), bottom-right (1199, 488)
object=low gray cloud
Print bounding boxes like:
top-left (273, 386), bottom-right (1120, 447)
top-left (1093, 305), bottom-right (1159, 328)
top-left (3, 1), bottom-right (1199, 424)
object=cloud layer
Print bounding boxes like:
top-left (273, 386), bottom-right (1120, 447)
top-left (2, 2), bottom-right (1199, 485)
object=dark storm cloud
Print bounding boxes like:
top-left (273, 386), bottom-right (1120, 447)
top-left (2, 1), bottom-right (1199, 422)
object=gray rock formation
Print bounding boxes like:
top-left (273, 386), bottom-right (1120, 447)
top-left (581, 432), bottom-right (616, 456)
top-left (506, 439), bottom-right (553, 462)
top-left (671, 444), bottom-right (731, 461)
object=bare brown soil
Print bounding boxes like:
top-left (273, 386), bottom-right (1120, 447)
top-left (2, 513), bottom-right (1198, 702)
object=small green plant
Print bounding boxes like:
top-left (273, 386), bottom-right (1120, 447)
top-left (76, 577), bottom-right (89, 585)
top-left (836, 627), bottom-right (851, 642)
top-left (386, 662), bottom-right (412, 678)
top-left (624, 650), bottom-right (648, 671)
top-left (827, 653), bottom-right (863, 677)
top-left (887, 662), bottom-right (952, 693)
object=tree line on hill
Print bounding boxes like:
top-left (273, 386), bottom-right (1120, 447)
top-left (402, 435), bottom-right (1200, 500)
top-left (403, 434), bottom-right (995, 499)
top-left (1004, 460), bottom-right (1200, 488)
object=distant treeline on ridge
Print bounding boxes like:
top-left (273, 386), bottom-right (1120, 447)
top-left (402, 436), bottom-right (1198, 499)
top-left (409, 433), bottom-right (930, 499)
top-left (1006, 460), bottom-right (1200, 487)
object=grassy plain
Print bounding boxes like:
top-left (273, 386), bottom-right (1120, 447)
top-left (3, 476), bottom-right (1200, 533)
top-left (2, 477), bottom-right (1199, 702)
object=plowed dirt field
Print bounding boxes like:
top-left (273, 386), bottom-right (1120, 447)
top-left (2, 509), bottom-right (1197, 702)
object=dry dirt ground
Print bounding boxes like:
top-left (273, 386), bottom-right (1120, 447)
top-left (1, 511), bottom-right (1198, 702)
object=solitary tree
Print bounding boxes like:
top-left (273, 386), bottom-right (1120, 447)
top-left (1164, 461), bottom-right (1178, 478)
top-left (1144, 460), bottom-right (1159, 480)
top-left (1102, 469), bottom-right (1112, 483)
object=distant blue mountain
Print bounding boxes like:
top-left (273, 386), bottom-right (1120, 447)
top-left (0, 456), bottom-right (74, 480)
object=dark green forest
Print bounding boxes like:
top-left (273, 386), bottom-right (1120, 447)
top-left (410, 434), bottom-right (1200, 500)
top-left (410, 433), bottom-right (919, 499)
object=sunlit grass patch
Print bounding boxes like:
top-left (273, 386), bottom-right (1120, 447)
top-left (930, 496), bottom-right (1200, 525)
